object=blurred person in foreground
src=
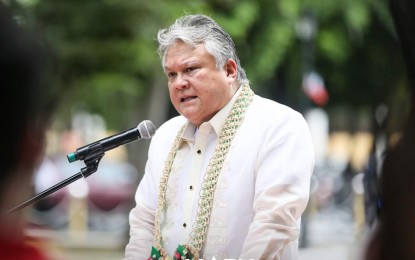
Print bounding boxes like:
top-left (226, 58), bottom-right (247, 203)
top-left (124, 14), bottom-right (314, 260)
top-left (365, 0), bottom-right (415, 259)
top-left (0, 4), bottom-right (61, 260)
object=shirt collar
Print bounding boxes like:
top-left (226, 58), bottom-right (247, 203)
top-left (181, 86), bottom-right (243, 141)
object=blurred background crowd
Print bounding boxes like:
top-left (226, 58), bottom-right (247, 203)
top-left (2, 0), bottom-right (411, 259)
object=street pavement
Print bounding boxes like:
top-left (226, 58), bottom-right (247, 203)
top-left (298, 205), bottom-right (368, 260)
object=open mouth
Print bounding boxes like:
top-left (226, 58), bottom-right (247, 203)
top-left (180, 96), bottom-right (197, 102)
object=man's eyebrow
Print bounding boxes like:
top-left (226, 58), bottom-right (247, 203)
top-left (164, 60), bottom-right (200, 71)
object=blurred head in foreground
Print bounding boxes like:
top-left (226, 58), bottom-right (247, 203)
top-left (0, 3), bottom-right (60, 259)
top-left (365, 0), bottom-right (415, 259)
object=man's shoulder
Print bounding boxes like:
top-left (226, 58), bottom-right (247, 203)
top-left (250, 95), bottom-right (304, 121)
top-left (243, 95), bottom-right (312, 144)
top-left (153, 115), bottom-right (187, 140)
top-left (160, 115), bottom-right (187, 129)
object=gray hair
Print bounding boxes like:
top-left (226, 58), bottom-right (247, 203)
top-left (157, 14), bottom-right (249, 86)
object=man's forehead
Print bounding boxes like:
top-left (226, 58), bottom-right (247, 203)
top-left (164, 42), bottom-right (209, 68)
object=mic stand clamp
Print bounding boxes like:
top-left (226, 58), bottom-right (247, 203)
top-left (81, 144), bottom-right (105, 178)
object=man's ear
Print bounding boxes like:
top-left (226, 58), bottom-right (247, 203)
top-left (225, 58), bottom-right (237, 83)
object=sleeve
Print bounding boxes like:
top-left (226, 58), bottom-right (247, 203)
top-left (124, 141), bottom-right (159, 259)
top-left (239, 112), bottom-right (315, 260)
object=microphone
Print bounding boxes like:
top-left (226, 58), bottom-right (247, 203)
top-left (67, 120), bottom-right (156, 163)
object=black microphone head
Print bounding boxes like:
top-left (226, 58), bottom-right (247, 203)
top-left (138, 120), bottom-right (156, 139)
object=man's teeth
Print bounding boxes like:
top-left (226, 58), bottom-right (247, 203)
top-left (181, 96), bottom-right (196, 102)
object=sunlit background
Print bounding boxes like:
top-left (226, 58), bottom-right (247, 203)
top-left (4, 0), bottom-right (410, 259)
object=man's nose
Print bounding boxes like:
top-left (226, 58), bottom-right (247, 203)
top-left (174, 74), bottom-right (189, 89)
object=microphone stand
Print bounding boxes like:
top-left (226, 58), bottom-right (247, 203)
top-left (7, 149), bottom-right (105, 215)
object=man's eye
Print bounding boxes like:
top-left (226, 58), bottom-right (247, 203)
top-left (186, 67), bottom-right (197, 73)
top-left (167, 72), bottom-right (177, 78)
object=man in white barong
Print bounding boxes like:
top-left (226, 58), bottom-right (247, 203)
top-left (124, 14), bottom-right (314, 260)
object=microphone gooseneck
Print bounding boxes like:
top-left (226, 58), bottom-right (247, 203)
top-left (67, 120), bottom-right (156, 163)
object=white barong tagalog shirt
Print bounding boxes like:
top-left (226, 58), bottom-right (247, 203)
top-left (125, 88), bottom-right (315, 260)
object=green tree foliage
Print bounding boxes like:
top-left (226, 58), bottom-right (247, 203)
top-left (9, 0), bottom-right (407, 132)
top-left (29, 1), bottom-right (167, 129)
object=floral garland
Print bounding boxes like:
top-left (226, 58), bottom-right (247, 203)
top-left (149, 84), bottom-right (254, 260)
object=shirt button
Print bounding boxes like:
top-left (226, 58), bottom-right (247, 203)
top-left (183, 223), bottom-right (187, 227)
top-left (197, 149), bottom-right (201, 154)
